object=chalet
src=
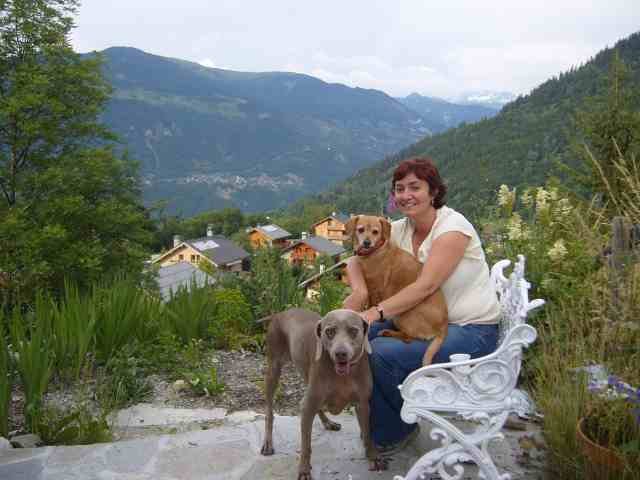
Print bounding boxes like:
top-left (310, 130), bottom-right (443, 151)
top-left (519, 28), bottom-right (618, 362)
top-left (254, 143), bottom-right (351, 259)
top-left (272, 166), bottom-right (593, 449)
top-left (247, 224), bottom-right (291, 249)
top-left (155, 262), bottom-right (216, 301)
top-left (311, 212), bottom-right (351, 245)
top-left (153, 226), bottom-right (250, 273)
top-left (281, 235), bottom-right (346, 267)
top-left (298, 260), bottom-right (349, 300)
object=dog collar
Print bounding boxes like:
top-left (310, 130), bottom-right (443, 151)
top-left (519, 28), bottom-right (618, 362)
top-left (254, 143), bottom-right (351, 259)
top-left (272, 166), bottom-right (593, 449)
top-left (355, 240), bottom-right (386, 257)
top-left (349, 340), bottom-right (367, 366)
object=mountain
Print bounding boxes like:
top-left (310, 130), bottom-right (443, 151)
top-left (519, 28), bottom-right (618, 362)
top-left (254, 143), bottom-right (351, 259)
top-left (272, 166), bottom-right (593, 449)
top-left (397, 93), bottom-right (498, 130)
top-left (305, 32), bottom-right (640, 219)
top-left (95, 47), bottom-right (431, 215)
top-left (453, 91), bottom-right (518, 110)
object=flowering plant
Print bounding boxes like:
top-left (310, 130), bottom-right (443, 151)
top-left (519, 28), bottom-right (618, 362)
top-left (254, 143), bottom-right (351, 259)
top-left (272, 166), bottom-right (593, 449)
top-left (584, 375), bottom-right (640, 459)
top-left (485, 183), bottom-right (602, 303)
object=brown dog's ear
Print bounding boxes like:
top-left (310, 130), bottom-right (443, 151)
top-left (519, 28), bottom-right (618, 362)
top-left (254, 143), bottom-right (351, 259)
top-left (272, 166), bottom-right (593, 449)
top-left (380, 217), bottom-right (392, 241)
top-left (362, 318), bottom-right (372, 354)
top-left (315, 320), bottom-right (323, 361)
top-left (344, 215), bottom-right (359, 240)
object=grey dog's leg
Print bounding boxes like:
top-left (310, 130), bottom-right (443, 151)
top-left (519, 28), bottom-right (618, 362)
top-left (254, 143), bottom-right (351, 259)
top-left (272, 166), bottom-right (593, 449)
top-left (356, 400), bottom-right (386, 470)
top-left (260, 322), bottom-right (286, 456)
top-left (318, 411), bottom-right (341, 431)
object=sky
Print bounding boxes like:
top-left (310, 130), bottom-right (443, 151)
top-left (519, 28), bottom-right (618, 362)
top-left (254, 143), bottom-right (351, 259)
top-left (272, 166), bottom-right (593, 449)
top-left (71, 1), bottom-right (640, 100)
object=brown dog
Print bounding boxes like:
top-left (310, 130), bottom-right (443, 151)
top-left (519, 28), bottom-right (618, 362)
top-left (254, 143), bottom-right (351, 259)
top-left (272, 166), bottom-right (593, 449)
top-left (259, 308), bottom-right (385, 479)
top-left (345, 214), bottom-right (448, 365)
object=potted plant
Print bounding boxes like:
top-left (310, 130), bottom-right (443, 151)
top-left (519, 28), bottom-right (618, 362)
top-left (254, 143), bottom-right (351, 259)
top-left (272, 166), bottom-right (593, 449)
top-left (577, 376), bottom-right (640, 479)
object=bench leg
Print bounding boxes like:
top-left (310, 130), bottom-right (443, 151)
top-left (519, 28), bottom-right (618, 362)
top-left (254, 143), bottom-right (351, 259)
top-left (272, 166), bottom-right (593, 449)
top-left (395, 408), bottom-right (511, 480)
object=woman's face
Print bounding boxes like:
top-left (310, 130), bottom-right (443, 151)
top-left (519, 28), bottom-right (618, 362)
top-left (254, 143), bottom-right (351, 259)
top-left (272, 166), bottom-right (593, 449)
top-left (393, 173), bottom-right (435, 218)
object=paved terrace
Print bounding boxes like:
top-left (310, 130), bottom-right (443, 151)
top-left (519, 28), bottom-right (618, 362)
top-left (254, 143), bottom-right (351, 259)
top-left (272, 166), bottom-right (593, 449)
top-left (0, 405), bottom-right (546, 479)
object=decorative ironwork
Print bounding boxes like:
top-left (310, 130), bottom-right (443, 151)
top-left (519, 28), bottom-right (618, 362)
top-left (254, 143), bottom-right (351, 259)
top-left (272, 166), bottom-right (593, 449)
top-left (395, 255), bottom-right (545, 480)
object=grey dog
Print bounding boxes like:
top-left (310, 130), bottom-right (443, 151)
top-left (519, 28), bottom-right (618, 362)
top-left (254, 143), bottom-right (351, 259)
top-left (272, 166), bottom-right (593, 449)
top-left (259, 308), bottom-right (385, 479)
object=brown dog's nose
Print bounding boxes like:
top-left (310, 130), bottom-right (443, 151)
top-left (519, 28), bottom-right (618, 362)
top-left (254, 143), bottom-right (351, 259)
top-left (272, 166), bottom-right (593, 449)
top-left (363, 239), bottom-right (371, 248)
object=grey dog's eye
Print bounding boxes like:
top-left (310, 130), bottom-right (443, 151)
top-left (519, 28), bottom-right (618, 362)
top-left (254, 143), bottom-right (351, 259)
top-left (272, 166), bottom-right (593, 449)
top-left (348, 327), bottom-right (359, 338)
top-left (325, 328), bottom-right (336, 339)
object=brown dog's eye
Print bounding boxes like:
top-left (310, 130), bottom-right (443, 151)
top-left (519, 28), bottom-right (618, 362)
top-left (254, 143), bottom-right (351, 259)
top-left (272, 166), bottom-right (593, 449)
top-left (348, 327), bottom-right (359, 338)
top-left (325, 328), bottom-right (336, 339)
top-left (357, 226), bottom-right (365, 234)
top-left (372, 229), bottom-right (379, 235)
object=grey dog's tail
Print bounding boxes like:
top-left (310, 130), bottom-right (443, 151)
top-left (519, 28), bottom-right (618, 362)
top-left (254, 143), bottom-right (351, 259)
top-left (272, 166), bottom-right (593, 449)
top-left (256, 313), bottom-right (275, 324)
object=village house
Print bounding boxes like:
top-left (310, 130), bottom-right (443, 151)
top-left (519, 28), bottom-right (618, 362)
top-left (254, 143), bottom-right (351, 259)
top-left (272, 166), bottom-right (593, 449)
top-left (281, 234), bottom-right (346, 267)
top-left (153, 225), bottom-right (250, 273)
top-left (310, 212), bottom-right (350, 246)
top-left (246, 224), bottom-right (291, 249)
top-left (298, 259), bottom-right (349, 300)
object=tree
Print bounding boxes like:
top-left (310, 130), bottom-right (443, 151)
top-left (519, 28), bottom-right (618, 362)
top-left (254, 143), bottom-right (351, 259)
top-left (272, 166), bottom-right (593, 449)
top-left (570, 52), bottom-right (640, 215)
top-left (0, 0), bottom-right (152, 303)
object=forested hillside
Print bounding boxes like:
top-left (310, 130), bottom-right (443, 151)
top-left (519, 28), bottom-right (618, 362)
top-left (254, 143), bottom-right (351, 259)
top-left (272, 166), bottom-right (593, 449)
top-left (306, 32), bottom-right (640, 218)
top-left (96, 48), bottom-right (434, 215)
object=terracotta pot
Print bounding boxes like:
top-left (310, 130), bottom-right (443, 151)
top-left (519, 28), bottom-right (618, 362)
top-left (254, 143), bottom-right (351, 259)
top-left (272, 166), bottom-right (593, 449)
top-left (576, 417), bottom-right (624, 479)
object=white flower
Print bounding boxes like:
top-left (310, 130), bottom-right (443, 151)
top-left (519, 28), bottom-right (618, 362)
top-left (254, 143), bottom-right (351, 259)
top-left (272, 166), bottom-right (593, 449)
top-left (507, 213), bottom-right (524, 241)
top-left (536, 188), bottom-right (551, 212)
top-left (557, 198), bottom-right (573, 217)
top-left (497, 184), bottom-right (513, 207)
top-left (520, 189), bottom-right (533, 208)
top-left (548, 239), bottom-right (568, 262)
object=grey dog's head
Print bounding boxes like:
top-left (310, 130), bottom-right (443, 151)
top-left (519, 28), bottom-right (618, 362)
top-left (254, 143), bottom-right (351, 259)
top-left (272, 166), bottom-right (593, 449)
top-left (315, 309), bottom-right (371, 376)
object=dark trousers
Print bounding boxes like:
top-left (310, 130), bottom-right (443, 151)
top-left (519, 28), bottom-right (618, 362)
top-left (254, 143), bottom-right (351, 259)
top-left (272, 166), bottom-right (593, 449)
top-left (368, 319), bottom-right (499, 447)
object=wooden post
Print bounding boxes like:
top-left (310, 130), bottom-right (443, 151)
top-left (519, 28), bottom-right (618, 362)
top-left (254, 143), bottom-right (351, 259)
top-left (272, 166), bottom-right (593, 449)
top-left (609, 216), bottom-right (632, 317)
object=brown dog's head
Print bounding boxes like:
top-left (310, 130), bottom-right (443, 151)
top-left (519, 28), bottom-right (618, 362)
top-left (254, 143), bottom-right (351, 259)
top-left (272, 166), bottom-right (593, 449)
top-left (344, 215), bottom-right (391, 256)
top-left (315, 309), bottom-right (371, 376)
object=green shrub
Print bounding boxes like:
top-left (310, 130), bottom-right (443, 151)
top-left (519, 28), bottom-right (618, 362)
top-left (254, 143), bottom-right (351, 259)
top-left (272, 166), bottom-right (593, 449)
top-left (186, 367), bottom-right (225, 397)
top-left (37, 403), bottom-right (112, 445)
top-left (209, 288), bottom-right (254, 349)
top-left (97, 344), bottom-right (152, 410)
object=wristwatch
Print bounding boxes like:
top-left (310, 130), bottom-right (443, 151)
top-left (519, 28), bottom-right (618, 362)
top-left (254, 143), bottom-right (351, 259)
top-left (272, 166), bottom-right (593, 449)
top-left (374, 305), bottom-right (384, 321)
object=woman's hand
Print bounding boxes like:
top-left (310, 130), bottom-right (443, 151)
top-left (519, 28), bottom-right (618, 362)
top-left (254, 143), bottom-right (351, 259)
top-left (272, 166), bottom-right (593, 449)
top-left (360, 306), bottom-right (381, 325)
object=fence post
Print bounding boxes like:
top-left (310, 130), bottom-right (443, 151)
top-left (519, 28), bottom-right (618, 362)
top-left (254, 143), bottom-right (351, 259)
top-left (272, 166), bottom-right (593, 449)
top-left (609, 216), bottom-right (631, 317)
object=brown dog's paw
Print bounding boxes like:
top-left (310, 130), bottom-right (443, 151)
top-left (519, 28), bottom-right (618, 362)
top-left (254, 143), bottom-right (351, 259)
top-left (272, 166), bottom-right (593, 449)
top-left (369, 457), bottom-right (388, 471)
top-left (260, 442), bottom-right (274, 456)
top-left (379, 329), bottom-right (393, 337)
top-left (322, 419), bottom-right (341, 431)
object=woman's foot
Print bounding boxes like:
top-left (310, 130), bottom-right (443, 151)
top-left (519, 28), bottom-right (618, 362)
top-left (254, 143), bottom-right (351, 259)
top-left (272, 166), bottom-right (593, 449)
top-left (376, 425), bottom-right (420, 456)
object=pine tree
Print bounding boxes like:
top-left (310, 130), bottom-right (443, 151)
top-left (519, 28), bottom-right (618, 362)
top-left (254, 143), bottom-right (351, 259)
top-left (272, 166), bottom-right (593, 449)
top-left (571, 51), bottom-right (640, 215)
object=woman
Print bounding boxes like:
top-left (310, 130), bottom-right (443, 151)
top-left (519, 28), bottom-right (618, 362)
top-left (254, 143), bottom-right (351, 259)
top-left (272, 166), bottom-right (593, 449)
top-left (343, 156), bottom-right (501, 452)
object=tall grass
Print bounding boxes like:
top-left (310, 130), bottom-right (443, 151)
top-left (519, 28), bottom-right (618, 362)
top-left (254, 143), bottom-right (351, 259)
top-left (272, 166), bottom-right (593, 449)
top-left (93, 277), bottom-right (163, 362)
top-left (164, 282), bottom-right (214, 343)
top-left (0, 314), bottom-right (11, 438)
top-left (10, 296), bottom-right (54, 432)
top-left (50, 282), bottom-right (97, 381)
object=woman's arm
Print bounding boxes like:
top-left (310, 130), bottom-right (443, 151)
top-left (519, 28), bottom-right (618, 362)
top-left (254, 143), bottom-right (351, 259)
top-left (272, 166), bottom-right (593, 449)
top-left (342, 256), bottom-right (369, 311)
top-left (361, 231), bottom-right (469, 323)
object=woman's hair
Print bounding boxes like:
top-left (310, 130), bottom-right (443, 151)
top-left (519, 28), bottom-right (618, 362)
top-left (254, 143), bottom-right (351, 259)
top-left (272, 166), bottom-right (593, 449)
top-left (392, 156), bottom-right (447, 208)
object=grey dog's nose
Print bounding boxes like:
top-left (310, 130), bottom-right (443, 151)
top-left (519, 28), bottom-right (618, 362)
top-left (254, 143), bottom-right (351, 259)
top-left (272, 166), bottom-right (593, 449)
top-left (335, 350), bottom-right (348, 362)
top-left (363, 239), bottom-right (371, 248)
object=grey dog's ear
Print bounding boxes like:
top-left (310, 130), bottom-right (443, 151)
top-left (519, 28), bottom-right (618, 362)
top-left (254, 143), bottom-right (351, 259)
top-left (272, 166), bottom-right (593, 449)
top-left (362, 318), bottom-right (372, 354)
top-left (344, 215), bottom-right (359, 239)
top-left (380, 217), bottom-right (392, 242)
top-left (315, 320), bottom-right (323, 361)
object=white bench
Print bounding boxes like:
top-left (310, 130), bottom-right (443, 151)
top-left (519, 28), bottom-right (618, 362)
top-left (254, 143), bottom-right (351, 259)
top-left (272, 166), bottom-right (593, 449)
top-left (395, 255), bottom-right (545, 480)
